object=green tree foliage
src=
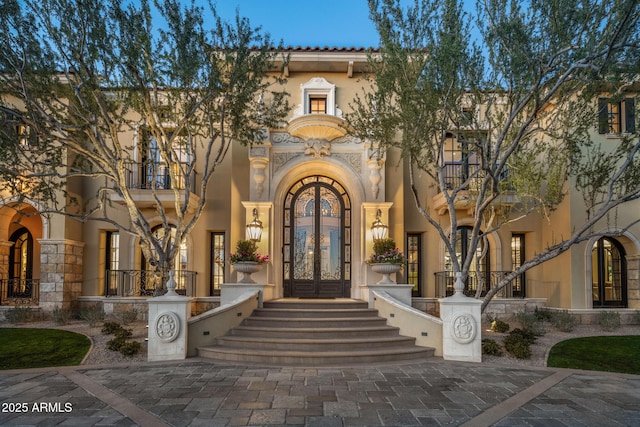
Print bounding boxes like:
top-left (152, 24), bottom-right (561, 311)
top-left (0, 0), bottom-right (289, 292)
top-left (348, 0), bottom-right (640, 310)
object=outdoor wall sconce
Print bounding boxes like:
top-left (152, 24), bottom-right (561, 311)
top-left (246, 208), bottom-right (263, 242)
top-left (371, 209), bottom-right (388, 241)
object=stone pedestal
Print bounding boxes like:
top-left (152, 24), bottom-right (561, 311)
top-left (439, 292), bottom-right (482, 363)
top-left (147, 295), bottom-right (192, 362)
top-left (362, 284), bottom-right (413, 308)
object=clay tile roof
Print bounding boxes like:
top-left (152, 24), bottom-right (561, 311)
top-left (283, 46), bottom-right (374, 52)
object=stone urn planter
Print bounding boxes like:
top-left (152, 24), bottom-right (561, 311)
top-left (370, 263), bottom-right (402, 284)
top-left (233, 261), bottom-right (263, 283)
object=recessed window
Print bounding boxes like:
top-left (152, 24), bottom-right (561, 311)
top-left (211, 232), bottom-right (225, 296)
top-left (309, 97), bottom-right (327, 114)
top-left (293, 77), bottom-right (341, 118)
top-left (407, 234), bottom-right (421, 296)
top-left (511, 234), bottom-right (525, 298)
top-left (598, 97), bottom-right (636, 134)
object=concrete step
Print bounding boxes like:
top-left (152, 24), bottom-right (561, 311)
top-left (241, 315), bottom-right (388, 328)
top-left (252, 307), bottom-right (379, 318)
top-left (229, 324), bottom-right (402, 339)
top-left (263, 299), bottom-right (368, 310)
top-left (214, 335), bottom-right (418, 351)
top-left (197, 299), bottom-right (435, 366)
top-left (197, 345), bottom-right (435, 365)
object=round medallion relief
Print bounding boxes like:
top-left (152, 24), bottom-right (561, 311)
top-left (155, 311), bottom-right (180, 343)
top-left (450, 313), bottom-right (476, 344)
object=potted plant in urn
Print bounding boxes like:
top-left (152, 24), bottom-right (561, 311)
top-left (230, 239), bottom-right (269, 283)
top-left (367, 238), bottom-right (406, 284)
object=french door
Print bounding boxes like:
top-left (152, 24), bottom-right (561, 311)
top-left (283, 176), bottom-right (351, 298)
top-left (592, 237), bottom-right (627, 307)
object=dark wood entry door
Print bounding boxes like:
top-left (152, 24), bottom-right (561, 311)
top-left (283, 176), bottom-right (351, 298)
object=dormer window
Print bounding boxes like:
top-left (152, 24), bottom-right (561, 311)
top-left (309, 97), bottom-right (327, 114)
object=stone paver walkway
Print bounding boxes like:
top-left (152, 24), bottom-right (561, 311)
top-left (1, 358), bottom-right (638, 426)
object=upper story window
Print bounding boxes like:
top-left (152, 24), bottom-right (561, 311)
top-left (292, 77), bottom-right (342, 119)
top-left (598, 97), bottom-right (636, 134)
top-left (309, 97), bottom-right (327, 114)
top-left (2, 110), bottom-right (37, 147)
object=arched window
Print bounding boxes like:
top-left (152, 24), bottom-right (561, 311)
top-left (9, 228), bottom-right (33, 296)
top-left (592, 237), bottom-right (627, 307)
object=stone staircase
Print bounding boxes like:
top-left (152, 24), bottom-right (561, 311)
top-left (197, 299), bottom-right (435, 365)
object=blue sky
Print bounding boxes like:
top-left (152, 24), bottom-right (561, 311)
top-left (211, 0), bottom-right (380, 48)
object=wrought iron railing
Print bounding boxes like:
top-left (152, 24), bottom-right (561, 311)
top-left (105, 270), bottom-right (197, 297)
top-left (122, 161), bottom-right (197, 192)
top-left (434, 271), bottom-right (524, 298)
top-left (441, 163), bottom-right (513, 192)
top-left (0, 279), bottom-right (40, 305)
top-left (441, 162), bottom-right (480, 189)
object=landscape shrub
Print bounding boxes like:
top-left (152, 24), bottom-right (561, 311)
top-left (79, 304), bottom-right (105, 327)
top-left (119, 341), bottom-right (141, 356)
top-left (534, 307), bottom-right (553, 322)
top-left (116, 308), bottom-right (138, 325)
top-left (102, 321), bottom-right (139, 357)
top-left (482, 339), bottom-right (503, 356)
top-left (4, 306), bottom-right (35, 324)
top-left (101, 321), bottom-right (122, 335)
top-left (52, 305), bottom-right (74, 325)
top-left (107, 336), bottom-right (126, 352)
top-left (514, 311), bottom-right (545, 336)
top-left (505, 339), bottom-right (532, 359)
top-left (551, 310), bottom-right (576, 332)
top-left (598, 311), bottom-right (621, 331)
top-left (504, 328), bottom-right (537, 359)
top-left (490, 319), bottom-right (510, 333)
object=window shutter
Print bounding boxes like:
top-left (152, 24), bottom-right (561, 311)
top-left (625, 98), bottom-right (635, 133)
top-left (598, 98), bottom-right (608, 134)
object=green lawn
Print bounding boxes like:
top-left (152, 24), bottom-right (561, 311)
top-left (0, 328), bottom-right (91, 370)
top-left (547, 336), bottom-right (640, 374)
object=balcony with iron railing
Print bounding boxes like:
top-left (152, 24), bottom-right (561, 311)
top-left (434, 271), bottom-right (525, 298)
top-left (105, 270), bottom-right (197, 297)
top-left (0, 278), bottom-right (40, 305)
top-left (108, 161), bottom-right (201, 213)
top-left (434, 163), bottom-right (517, 214)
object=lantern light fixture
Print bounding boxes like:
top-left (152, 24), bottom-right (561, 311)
top-left (371, 209), bottom-right (388, 241)
top-left (246, 208), bottom-right (263, 242)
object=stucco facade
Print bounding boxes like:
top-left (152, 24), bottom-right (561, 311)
top-left (1, 48), bottom-right (639, 315)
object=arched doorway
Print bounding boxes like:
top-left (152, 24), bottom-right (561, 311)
top-left (592, 237), bottom-right (627, 307)
top-left (283, 176), bottom-right (351, 298)
top-left (8, 227), bottom-right (34, 298)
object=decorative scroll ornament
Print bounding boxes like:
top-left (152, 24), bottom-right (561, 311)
top-left (304, 139), bottom-right (331, 158)
top-left (450, 313), bottom-right (476, 344)
top-left (155, 311), bottom-right (180, 343)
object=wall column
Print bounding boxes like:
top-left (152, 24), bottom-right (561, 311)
top-left (38, 239), bottom-right (84, 311)
top-left (627, 254), bottom-right (640, 309)
top-left (0, 240), bottom-right (12, 303)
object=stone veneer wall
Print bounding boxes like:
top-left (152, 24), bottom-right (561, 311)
top-left (39, 239), bottom-right (84, 312)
